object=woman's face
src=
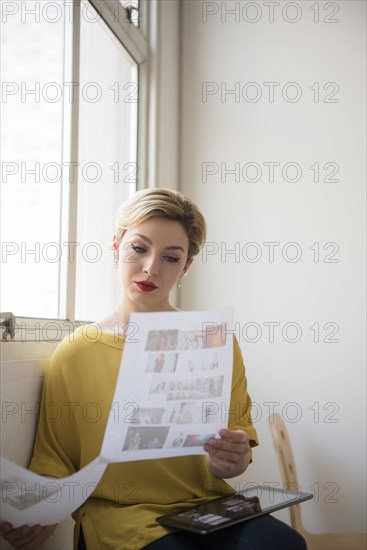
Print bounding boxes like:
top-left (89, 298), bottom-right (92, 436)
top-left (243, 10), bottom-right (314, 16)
top-left (116, 217), bottom-right (192, 311)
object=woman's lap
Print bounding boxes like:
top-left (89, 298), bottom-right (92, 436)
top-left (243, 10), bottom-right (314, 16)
top-left (143, 515), bottom-right (307, 550)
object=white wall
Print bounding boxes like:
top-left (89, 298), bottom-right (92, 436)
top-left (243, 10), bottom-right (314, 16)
top-left (179, 0), bottom-right (366, 533)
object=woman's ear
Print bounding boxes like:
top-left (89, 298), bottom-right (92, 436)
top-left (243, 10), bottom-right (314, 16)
top-left (112, 234), bottom-right (119, 250)
top-left (112, 235), bottom-right (120, 269)
top-left (181, 258), bottom-right (193, 277)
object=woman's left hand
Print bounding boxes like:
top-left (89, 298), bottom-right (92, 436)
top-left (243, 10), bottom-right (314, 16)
top-left (204, 428), bottom-right (251, 479)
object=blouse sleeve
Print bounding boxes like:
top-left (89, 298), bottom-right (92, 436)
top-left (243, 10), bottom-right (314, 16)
top-left (228, 336), bottom-right (259, 449)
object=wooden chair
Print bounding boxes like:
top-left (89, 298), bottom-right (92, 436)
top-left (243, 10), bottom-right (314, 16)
top-left (268, 413), bottom-right (366, 550)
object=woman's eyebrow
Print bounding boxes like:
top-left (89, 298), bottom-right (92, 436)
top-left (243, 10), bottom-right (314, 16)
top-left (132, 233), bottom-right (152, 244)
top-left (164, 246), bottom-right (185, 253)
top-left (132, 233), bottom-right (185, 253)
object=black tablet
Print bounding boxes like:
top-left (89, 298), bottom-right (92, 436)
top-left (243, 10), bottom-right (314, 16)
top-left (156, 485), bottom-right (312, 535)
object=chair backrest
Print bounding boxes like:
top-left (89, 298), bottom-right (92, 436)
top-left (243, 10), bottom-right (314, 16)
top-left (0, 347), bottom-right (74, 549)
top-left (268, 413), bottom-right (304, 532)
top-left (1, 357), bottom-right (45, 466)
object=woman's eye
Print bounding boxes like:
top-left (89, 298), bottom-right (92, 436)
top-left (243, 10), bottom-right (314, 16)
top-left (131, 245), bottom-right (146, 253)
top-left (164, 256), bottom-right (180, 263)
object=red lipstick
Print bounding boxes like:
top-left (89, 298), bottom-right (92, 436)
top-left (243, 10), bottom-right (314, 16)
top-left (135, 281), bottom-right (158, 292)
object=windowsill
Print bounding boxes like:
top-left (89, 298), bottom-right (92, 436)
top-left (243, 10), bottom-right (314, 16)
top-left (0, 317), bottom-right (90, 347)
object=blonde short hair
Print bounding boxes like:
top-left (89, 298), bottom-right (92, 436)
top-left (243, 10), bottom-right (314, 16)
top-left (115, 188), bottom-right (206, 260)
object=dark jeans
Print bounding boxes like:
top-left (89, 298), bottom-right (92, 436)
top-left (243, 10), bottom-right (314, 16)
top-left (79, 515), bottom-right (307, 550)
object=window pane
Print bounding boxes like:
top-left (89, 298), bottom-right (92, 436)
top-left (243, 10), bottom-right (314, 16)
top-left (0, 2), bottom-right (65, 318)
top-left (75, 1), bottom-right (138, 321)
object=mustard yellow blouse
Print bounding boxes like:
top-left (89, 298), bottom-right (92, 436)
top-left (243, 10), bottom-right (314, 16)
top-left (29, 328), bottom-right (259, 550)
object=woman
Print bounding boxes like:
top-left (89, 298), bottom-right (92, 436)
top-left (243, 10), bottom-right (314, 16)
top-left (0, 188), bottom-right (306, 549)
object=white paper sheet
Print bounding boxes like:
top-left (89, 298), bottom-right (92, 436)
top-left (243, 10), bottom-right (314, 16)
top-left (100, 308), bottom-right (234, 462)
top-left (1, 308), bottom-right (234, 526)
top-left (0, 457), bottom-right (107, 527)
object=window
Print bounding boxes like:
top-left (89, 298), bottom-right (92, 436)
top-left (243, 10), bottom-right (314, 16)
top-left (1, 0), bottom-right (149, 330)
top-left (75, 1), bottom-right (138, 321)
top-left (1, 3), bottom-right (66, 319)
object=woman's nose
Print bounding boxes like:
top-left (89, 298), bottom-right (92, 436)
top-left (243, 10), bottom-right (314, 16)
top-left (143, 256), bottom-right (159, 276)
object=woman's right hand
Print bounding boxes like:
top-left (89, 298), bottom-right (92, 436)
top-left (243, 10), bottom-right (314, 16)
top-left (0, 522), bottom-right (57, 549)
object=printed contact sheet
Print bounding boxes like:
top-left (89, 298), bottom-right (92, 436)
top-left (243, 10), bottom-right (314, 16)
top-left (100, 307), bottom-right (234, 462)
